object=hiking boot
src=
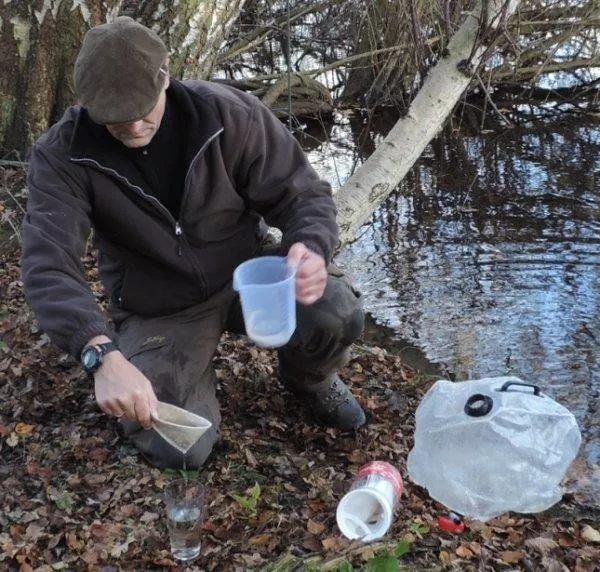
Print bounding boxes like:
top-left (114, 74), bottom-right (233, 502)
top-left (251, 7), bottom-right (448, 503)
top-left (283, 374), bottom-right (366, 430)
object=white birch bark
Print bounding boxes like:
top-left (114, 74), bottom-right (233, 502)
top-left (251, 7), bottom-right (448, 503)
top-left (136, 0), bottom-right (246, 80)
top-left (0, 0), bottom-right (245, 155)
top-left (334, 0), bottom-right (521, 249)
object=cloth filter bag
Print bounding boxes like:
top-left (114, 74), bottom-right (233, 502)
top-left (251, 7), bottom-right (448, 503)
top-left (151, 401), bottom-right (212, 454)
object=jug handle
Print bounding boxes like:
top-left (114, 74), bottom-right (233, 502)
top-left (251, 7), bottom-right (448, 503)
top-left (497, 381), bottom-right (541, 396)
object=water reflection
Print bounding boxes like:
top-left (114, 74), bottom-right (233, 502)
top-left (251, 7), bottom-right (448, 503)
top-left (302, 113), bottom-right (600, 503)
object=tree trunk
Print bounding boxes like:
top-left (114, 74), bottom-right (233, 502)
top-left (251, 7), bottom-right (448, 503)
top-left (0, 0), bottom-right (120, 158)
top-left (0, 0), bottom-right (244, 158)
top-left (128, 0), bottom-right (245, 81)
top-left (334, 0), bottom-right (522, 249)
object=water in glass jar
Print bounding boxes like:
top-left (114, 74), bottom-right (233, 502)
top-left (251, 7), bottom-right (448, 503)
top-left (167, 505), bottom-right (202, 561)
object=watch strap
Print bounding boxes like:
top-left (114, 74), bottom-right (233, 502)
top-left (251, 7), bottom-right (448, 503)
top-left (95, 341), bottom-right (118, 356)
top-left (80, 341), bottom-right (118, 373)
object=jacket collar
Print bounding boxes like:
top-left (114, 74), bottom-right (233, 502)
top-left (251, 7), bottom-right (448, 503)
top-left (69, 79), bottom-right (223, 169)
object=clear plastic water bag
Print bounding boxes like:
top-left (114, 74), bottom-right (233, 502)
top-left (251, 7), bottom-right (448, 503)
top-left (407, 376), bottom-right (582, 522)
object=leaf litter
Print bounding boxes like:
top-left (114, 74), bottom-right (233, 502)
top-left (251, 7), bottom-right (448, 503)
top-left (1, 239), bottom-right (600, 571)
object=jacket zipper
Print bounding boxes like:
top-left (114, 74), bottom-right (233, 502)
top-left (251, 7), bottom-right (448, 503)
top-left (71, 127), bottom-right (224, 291)
top-left (71, 157), bottom-right (179, 232)
top-left (180, 127), bottom-right (224, 212)
top-left (71, 127), bottom-right (224, 250)
top-left (175, 222), bottom-right (183, 256)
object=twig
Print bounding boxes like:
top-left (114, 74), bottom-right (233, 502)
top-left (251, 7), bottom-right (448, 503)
top-left (475, 71), bottom-right (513, 126)
top-left (3, 187), bottom-right (27, 215)
top-left (0, 160), bottom-right (29, 168)
top-left (216, 40), bottom-right (441, 87)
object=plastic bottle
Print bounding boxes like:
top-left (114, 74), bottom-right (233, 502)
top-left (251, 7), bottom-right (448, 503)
top-left (336, 461), bottom-right (404, 542)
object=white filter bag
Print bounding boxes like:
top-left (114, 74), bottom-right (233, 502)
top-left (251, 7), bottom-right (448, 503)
top-left (407, 376), bottom-right (582, 521)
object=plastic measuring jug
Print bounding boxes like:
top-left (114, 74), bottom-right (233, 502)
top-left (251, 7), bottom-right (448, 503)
top-left (233, 256), bottom-right (297, 348)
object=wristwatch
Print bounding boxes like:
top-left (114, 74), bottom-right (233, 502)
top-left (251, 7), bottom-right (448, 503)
top-left (80, 341), bottom-right (118, 374)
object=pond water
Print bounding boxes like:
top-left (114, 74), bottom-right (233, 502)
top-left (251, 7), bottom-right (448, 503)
top-left (301, 110), bottom-right (600, 505)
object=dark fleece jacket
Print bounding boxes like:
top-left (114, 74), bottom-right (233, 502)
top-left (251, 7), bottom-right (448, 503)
top-left (21, 80), bottom-right (339, 358)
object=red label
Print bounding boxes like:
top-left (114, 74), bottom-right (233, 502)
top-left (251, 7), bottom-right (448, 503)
top-left (357, 461), bottom-right (404, 499)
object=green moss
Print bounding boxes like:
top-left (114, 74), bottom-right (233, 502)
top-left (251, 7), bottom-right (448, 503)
top-left (0, 96), bottom-right (16, 142)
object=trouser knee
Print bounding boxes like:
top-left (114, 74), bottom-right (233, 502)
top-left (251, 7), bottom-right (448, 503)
top-left (279, 266), bottom-right (364, 383)
top-left (114, 299), bottom-right (227, 470)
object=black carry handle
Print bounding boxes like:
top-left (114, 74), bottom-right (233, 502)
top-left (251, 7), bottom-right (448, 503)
top-left (498, 381), bottom-right (541, 396)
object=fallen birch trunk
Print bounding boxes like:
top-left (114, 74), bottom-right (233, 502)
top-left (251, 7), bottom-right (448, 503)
top-left (334, 0), bottom-right (521, 249)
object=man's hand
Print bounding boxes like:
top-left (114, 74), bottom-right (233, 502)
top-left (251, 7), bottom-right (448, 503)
top-left (287, 242), bottom-right (328, 305)
top-left (88, 336), bottom-right (158, 430)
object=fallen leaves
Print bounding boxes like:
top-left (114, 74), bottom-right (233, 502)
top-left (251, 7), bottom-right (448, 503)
top-left (455, 544), bottom-right (474, 559)
top-left (307, 518), bottom-right (327, 535)
top-left (525, 536), bottom-right (559, 553)
top-left (501, 549), bottom-right (524, 564)
top-left (1, 239), bottom-right (599, 571)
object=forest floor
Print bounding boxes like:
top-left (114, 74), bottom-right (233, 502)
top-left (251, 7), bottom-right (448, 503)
top-left (1, 174), bottom-right (600, 570)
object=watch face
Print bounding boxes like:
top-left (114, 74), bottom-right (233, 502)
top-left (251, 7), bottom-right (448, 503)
top-left (81, 347), bottom-right (100, 371)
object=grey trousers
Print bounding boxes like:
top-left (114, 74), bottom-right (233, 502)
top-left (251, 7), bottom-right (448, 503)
top-left (116, 265), bottom-right (363, 469)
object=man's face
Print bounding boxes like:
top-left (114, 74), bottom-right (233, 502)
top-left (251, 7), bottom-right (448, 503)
top-left (105, 77), bottom-right (169, 148)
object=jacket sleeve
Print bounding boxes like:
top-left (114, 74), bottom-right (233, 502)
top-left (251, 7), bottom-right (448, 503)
top-left (21, 143), bottom-right (112, 358)
top-left (232, 98), bottom-right (339, 261)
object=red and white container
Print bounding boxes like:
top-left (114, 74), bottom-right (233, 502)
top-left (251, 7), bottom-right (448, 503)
top-left (336, 461), bottom-right (404, 542)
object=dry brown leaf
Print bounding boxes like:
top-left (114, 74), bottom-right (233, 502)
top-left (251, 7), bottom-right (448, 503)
top-left (245, 447), bottom-right (258, 467)
top-left (308, 500), bottom-right (327, 512)
top-left (478, 525), bottom-right (494, 541)
top-left (66, 533), bottom-right (84, 552)
top-left (89, 447), bottom-right (109, 465)
top-left (256, 510), bottom-right (275, 525)
top-left (140, 511), bottom-right (159, 523)
top-left (455, 544), bottom-right (474, 559)
top-left (84, 473), bottom-right (107, 486)
top-left (302, 536), bottom-right (321, 552)
top-left (347, 450), bottom-right (367, 464)
top-left (541, 556), bottom-right (570, 572)
top-left (249, 534), bottom-right (271, 546)
top-left (558, 533), bottom-right (577, 547)
top-left (507, 528), bottom-right (523, 543)
top-left (15, 423), bottom-right (35, 435)
top-left (577, 545), bottom-right (600, 560)
top-left (581, 524), bottom-right (600, 543)
top-left (575, 558), bottom-right (598, 572)
top-left (322, 536), bottom-right (344, 551)
top-left (468, 541), bottom-right (482, 555)
top-left (525, 536), bottom-right (558, 554)
top-left (501, 550), bottom-right (523, 564)
top-left (307, 518), bottom-right (327, 535)
top-left (89, 522), bottom-right (112, 539)
top-left (24, 523), bottom-right (45, 542)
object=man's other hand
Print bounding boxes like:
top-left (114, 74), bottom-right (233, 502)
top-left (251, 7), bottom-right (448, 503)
top-left (287, 242), bottom-right (328, 305)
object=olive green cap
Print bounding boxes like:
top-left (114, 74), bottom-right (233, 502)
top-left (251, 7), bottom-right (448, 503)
top-left (74, 16), bottom-right (168, 124)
